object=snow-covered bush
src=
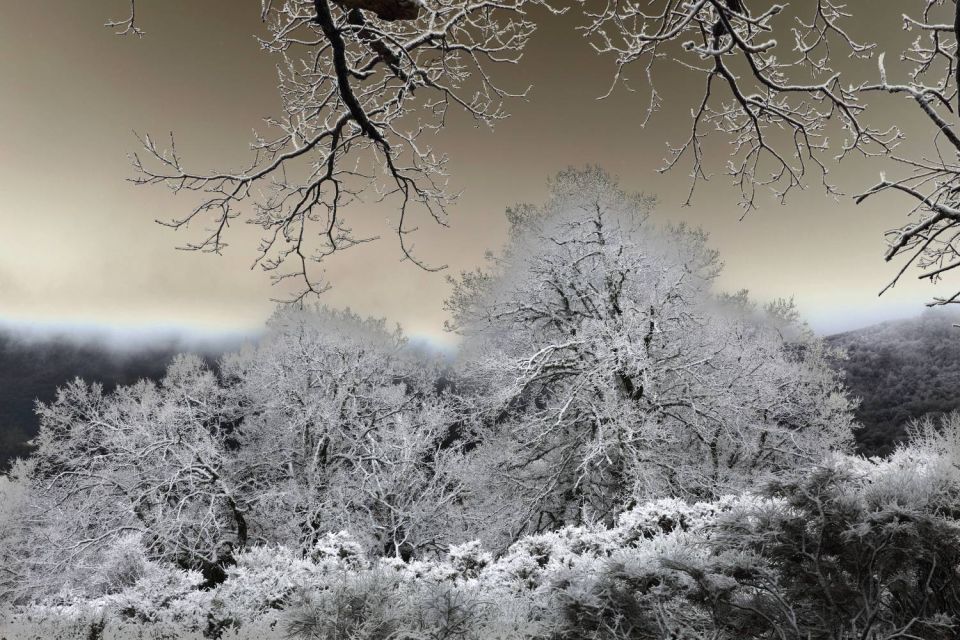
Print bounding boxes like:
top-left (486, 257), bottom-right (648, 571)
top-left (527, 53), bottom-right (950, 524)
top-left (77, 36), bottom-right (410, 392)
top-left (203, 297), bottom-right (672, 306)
top-left (309, 530), bottom-right (370, 572)
top-left (204, 544), bottom-right (319, 634)
top-left (614, 496), bottom-right (733, 544)
top-left (98, 561), bottom-right (205, 626)
top-left (446, 540), bottom-right (493, 580)
top-left (5, 441), bottom-right (960, 640)
top-left (282, 570), bottom-right (407, 640)
top-left (661, 449), bottom-right (960, 639)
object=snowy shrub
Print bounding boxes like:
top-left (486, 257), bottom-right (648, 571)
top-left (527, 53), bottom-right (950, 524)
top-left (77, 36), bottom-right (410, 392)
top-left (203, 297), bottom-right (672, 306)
top-left (481, 532), bottom-right (566, 594)
top-left (447, 540), bottom-right (492, 580)
top-left (282, 569), bottom-right (405, 640)
top-left (615, 498), bottom-right (704, 545)
top-left (203, 544), bottom-right (320, 634)
top-left (550, 552), bottom-right (706, 640)
top-left (613, 495), bottom-right (750, 546)
top-left (403, 582), bottom-right (492, 640)
top-left (222, 545), bottom-right (320, 609)
top-left (282, 565), bottom-right (543, 640)
top-left (309, 530), bottom-right (369, 572)
top-left (399, 558), bottom-right (459, 584)
top-left (675, 454), bottom-right (960, 639)
top-left (97, 561), bottom-right (204, 625)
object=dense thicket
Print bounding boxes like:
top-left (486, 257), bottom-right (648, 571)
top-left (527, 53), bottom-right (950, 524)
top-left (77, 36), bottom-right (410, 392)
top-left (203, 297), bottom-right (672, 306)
top-left (4, 424), bottom-right (959, 639)
top-left (0, 311), bottom-right (472, 602)
top-left (3, 307), bottom-right (958, 472)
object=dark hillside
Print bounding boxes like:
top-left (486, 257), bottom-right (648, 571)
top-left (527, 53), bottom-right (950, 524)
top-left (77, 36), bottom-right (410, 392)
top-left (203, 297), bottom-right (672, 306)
top-left (828, 310), bottom-right (960, 456)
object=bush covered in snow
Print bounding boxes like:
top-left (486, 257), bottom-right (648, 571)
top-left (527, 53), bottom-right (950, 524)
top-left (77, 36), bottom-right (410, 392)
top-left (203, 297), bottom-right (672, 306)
top-left (4, 441), bottom-right (958, 639)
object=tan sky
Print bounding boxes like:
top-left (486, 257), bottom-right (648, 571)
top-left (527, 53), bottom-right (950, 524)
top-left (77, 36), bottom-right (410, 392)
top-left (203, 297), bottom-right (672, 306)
top-left (0, 1), bottom-right (942, 345)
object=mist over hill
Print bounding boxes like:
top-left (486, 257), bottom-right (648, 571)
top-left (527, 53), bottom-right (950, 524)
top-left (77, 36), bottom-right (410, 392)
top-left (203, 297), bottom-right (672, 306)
top-left (828, 309), bottom-right (960, 456)
top-left (1, 310), bottom-right (959, 467)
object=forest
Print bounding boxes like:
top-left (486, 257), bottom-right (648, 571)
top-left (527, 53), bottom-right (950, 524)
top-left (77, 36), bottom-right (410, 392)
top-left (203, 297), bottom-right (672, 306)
top-left (2, 170), bottom-right (959, 639)
top-left (5, 310), bottom-right (960, 469)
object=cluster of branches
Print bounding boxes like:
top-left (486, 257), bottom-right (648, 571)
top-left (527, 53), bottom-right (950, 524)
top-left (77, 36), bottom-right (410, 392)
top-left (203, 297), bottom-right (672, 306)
top-left (107, 1), bottom-right (960, 309)
top-left (580, 0), bottom-right (960, 307)
top-left (120, 0), bottom-right (557, 301)
top-left (1, 309), bottom-right (467, 600)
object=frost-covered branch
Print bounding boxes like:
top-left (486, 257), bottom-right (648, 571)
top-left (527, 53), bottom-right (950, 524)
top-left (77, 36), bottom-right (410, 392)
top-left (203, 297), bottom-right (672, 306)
top-left (581, 0), bottom-right (960, 307)
top-left (581, 0), bottom-right (891, 210)
top-left (124, 0), bottom-right (558, 300)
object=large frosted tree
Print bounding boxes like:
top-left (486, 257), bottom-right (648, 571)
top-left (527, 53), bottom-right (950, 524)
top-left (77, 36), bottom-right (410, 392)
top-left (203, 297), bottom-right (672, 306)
top-left (447, 168), bottom-right (856, 537)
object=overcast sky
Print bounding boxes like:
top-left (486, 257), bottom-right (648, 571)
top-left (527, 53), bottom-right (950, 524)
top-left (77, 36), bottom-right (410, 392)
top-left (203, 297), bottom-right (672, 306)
top-left (0, 1), bottom-right (939, 346)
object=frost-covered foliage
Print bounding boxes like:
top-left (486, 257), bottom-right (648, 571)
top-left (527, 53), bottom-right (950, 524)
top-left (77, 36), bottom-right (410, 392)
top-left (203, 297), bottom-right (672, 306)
top-left (3, 307), bottom-right (468, 604)
top-left (10, 429), bottom-right (956, 640)
top-left (447, 168), bottom-right (855, 537)
top-left (678, 445), bottom-right (960, 639)
top-left (6, 437), bottom-right (957, 639)
top-left (0, 495), bottom-right (735, 639)
top-left (10, 354), bottom-right (249, 600)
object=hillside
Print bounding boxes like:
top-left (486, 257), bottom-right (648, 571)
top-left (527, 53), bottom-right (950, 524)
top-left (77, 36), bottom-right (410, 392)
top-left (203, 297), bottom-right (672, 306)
top-left (828, 309), bottom-right (960, 456)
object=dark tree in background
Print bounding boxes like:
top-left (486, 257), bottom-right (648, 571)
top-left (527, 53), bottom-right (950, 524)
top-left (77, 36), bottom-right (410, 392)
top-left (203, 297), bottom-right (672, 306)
top-left (829, 309), bottom-right (960, 456)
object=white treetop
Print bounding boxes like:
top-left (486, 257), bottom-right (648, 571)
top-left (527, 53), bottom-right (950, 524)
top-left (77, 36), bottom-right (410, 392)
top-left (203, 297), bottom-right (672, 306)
top-left (221, 307), bottom-right (467, 558)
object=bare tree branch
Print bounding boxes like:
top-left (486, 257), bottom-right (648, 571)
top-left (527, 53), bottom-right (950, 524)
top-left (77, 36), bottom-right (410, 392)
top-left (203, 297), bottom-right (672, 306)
top-left (121, 0), bottom-right (558, 300)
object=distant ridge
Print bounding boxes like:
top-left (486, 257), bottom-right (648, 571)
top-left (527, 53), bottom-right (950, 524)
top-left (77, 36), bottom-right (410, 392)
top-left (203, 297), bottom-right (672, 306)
top-left (827, 309), bottom-right (960, 456)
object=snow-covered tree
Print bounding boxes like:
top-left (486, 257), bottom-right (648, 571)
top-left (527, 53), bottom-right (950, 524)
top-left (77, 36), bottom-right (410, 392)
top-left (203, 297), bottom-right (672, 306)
top-left (221, 307), bottom-right (467, 558)
top-left (22, 355), bottom-right (248, 593)
top-left (447, 168), bottom-right (856, 538)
